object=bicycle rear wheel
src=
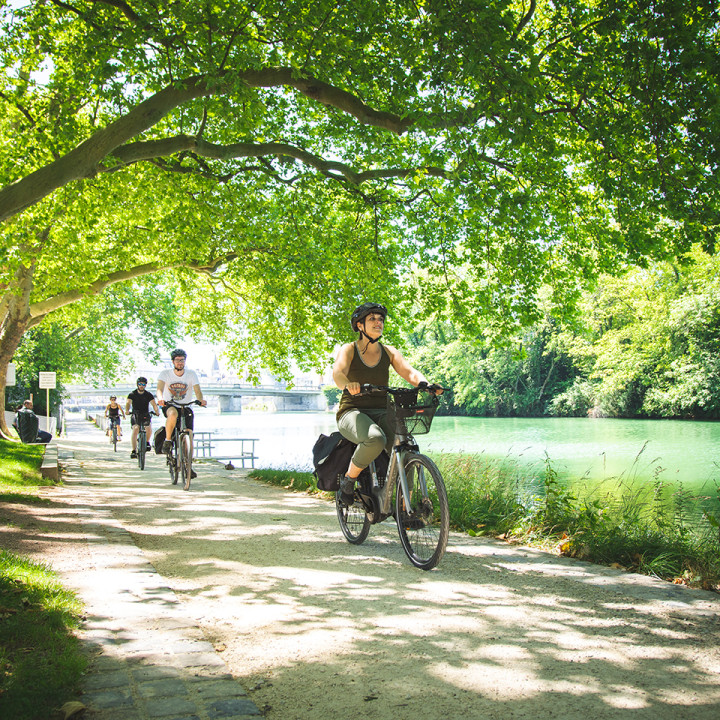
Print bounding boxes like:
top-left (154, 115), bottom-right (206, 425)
top-left (137, 429), bottom-right (146, 470)
top-left (396, 453), bottom-right (449, 570)
top-left (336, 492), bottom-right (370, 544)
top-left (181, 433), bottom-right (192, 491)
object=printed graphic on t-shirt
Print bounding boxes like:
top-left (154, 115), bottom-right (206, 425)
top-left (168, 381), bottom-right (190, 401)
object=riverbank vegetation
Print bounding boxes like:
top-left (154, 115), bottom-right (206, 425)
top-left (0, 440), bottom-right (87, 720)
top-left (434, 454), bottom-right (720, 591)
top-left (250, 459), bottom-right (720, 592)
top-left (406, 246), bottom-right (720, 421)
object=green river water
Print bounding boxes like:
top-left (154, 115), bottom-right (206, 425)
top-left (203, 412), bottom-right (720, 495)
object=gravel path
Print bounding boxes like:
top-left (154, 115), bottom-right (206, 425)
top-left (3, 415), bottom-right (720, 720)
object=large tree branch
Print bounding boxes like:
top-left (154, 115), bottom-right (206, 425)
top-left (0, 76), bottom-right (212, 222)
top-left (0, 68), bottom-right (413, 223)
top-left (27, 253), bottom-right (239, 326)
top-left (515, 0), bottom-right (537, 36)
top-left (107, 135), bottom-right (458, 184)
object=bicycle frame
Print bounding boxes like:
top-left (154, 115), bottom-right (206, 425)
top-left (173, 410), bottom-right (190, 447)
top-left (364, 431), bottom-right (417, 522)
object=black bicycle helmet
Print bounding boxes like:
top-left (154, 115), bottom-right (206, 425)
top-left (350, 303), bottom-right (388, 332)
top-left (170, 348), bottom-right (187, 359)
top-left (136, 376), bottom-right (147, 384)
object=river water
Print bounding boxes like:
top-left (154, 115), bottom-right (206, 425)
top-left (198, 411), bottom-right (719, 494)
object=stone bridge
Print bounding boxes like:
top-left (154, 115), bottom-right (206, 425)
top-left (65, 382), bottom-right (326, 413)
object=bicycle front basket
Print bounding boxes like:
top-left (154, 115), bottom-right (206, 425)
top-left (394, 390), bottom-right (439, 435)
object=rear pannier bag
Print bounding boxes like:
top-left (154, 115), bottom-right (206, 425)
top-left (311, 432), bottom-right (355, 491)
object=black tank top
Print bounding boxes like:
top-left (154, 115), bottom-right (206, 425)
top-left (336, 343), bottom-right (391, 419)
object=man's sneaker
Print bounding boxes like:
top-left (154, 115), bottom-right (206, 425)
top-left (162, 440), bottom-right (172, 454)
top-left (130, 450), bottom-right (137, 459)
top-left (339, 475), bottom-right (355, 506)
top-left (191, 470), bottom-right (197, 479)
top-left (146, 443), bottom-right (152, 451)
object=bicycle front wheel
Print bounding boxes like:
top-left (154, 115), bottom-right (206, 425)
top-left (168, 442), bottom-right (179, 484)
top-left (181, 433), bottom-right (192, 491)
top-left (336, 492), bottom-right (370, 545)
top-left (137, 430), bottom-right (146, 470)
top-left (112, 425), bottom-right (118, 452)
top-left (396, 453), bottom-right (449, 570)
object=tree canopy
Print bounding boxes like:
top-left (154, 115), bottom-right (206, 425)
top-left (1, 0), bottom-right (718, 430)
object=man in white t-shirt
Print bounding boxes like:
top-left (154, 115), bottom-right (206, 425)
top-left (156, 349), bottom-right (207, 464)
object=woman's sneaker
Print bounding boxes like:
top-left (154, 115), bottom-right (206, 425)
top-left (339, 475), bottom-right (355, 506)
top-left (130, 450), bottom-right (137, 459)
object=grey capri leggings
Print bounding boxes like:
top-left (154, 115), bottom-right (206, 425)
top-left (337, 408), bottom-right (395, 469)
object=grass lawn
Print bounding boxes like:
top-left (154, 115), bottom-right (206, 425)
top-left (0, 437), bottom-right (87, 720)
top-left (0, 437), bottom-right (48, 501)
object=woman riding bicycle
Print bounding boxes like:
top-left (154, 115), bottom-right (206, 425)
top-left (104, 396), bottom-right (125, 441)
top-left (332, 303), bottom-right (442, 506)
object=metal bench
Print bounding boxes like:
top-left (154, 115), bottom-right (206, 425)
top-left (193, 432), bottom-right (258, 469)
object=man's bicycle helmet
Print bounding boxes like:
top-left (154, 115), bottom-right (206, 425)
top-left (351, 302), bottom-right (388, 333)
top-left (170, 348), bottom-right (187, 359)
top-left (136, 376), bottom-right (148, 384)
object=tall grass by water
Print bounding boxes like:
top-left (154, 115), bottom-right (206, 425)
top-left (434, 451), bottom-right (720, 591)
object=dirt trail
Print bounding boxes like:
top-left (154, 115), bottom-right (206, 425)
top-left (3, 416), bottom-right (720, 720)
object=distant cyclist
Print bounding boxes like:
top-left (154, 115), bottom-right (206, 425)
top-left (126, 377), bottom-right (160, 459)
top-left (104, 396), bottom-right (125, 441)
top-left (332, 302), bottom-right (442, 506)
top-left (156, 349), bottom-right (207, 475)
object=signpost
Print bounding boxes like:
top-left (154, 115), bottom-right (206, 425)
top-left (39, 371), bottom-right (56, 428)
top-left (5, 362), bottom-right (15, 386)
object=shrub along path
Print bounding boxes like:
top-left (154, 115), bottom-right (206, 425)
top-left (3, 414), bottom-right (720, 720)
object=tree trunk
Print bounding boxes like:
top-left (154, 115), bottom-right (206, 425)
top-left (0, 262), bottom-right (35, 438)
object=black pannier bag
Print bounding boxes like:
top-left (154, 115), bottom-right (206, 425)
top-left (153, 427), bottom-right (166, 454)
top-left (311, 432), bottom-right (389, 492)
top-left (312, 432), bottom-right (354, 491)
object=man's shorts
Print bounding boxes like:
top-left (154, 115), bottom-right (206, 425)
top-left (161, 404), bottom-right (194, 430)
top-left (131, 413), bottom-right (152, 427)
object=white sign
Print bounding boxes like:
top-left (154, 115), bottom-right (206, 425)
top-left (39, 371), bottom-right (57, 389)
top-left (6, 363), bottom-right (15, 386)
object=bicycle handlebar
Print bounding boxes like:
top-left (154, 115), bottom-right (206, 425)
top-left (359, 383), bottom-right (448, 395)
top-left (162, 399), bottom-right (204, 407)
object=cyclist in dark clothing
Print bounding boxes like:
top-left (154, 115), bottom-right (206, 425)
top-left (332, 302), bottom-right (442, 505)
top-left (126, 377), bottom-right (160, 459)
